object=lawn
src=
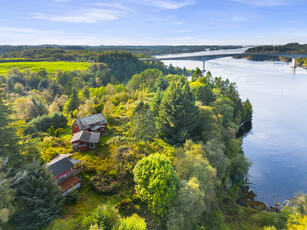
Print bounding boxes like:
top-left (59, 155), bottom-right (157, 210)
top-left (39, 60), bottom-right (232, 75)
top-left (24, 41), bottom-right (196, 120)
top-left (0, 61), bottom-right (91, 75)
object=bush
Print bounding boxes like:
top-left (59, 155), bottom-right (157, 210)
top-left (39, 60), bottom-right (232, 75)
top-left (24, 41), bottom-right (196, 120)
top-left (24, 124), bottom-right (38, 136)
top-left (28, 112), bottom-right (68, 132)
top-left (64, 188), bottom-right (79, 205)
top-left (83, 205), bottom-right (120, 230)
top-left (118, 214), bottom-right (147, 230)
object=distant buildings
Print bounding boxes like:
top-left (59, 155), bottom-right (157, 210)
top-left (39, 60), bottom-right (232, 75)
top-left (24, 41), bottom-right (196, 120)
top-left (46, 154), bottom-right (81, 196)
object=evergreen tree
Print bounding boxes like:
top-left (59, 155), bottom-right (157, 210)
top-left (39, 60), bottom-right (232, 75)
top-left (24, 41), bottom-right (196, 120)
top-left (63, 81), bottom-right (72, 95)
top-left (49, 125), bottom-right (55, 136)
top-left (129, 101), bottom-right (156, 146)
top-left (12, 160), bottom-right (63, 229)
top-left (0, 83), bottom-right (21, 169)
top-left (151, 90), bottom-right (164, 118)
top-left (64, 88), bottom-right (79, 114)
top-left (0, 158), bottom-right (16, 225)
top-left (83, 87), bottom-right (90, 99)
top-left (191, 68), bottom-right (203, 82)
top-left (157, 77), bottom-right (200, 145)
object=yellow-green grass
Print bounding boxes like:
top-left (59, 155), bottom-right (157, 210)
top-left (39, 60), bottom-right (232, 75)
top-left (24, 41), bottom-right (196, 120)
top-left (0, 61), bottom-right (90, 75)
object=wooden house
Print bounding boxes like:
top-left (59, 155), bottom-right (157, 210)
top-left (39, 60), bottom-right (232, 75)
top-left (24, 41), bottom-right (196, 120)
top-left (46, 154), bottom-right (81, 196)
top-left (70, 130), bottom-right (100, 152)
top-left (72, 113), bottom-right (107, 134)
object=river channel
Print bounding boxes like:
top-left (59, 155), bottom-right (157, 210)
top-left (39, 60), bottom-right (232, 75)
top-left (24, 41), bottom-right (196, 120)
top-left (159, 50), bottom-right (307, 205)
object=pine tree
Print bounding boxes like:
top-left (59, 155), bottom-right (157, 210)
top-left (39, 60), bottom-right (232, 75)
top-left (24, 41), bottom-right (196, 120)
top-left (0, 158), bottom-right (16, 225)
top-left (129, 102), bottom-right (156, 146)
top-left (12, 160), bottom-right (63, 229)
top-left (0, 83), bottom-right (21, 169)
top-left (64, 88), bottom-right (79, 114)
top-left (191, 68), bottom-right (203, 82)
top-left (157, 77), bottom-right (199, 145)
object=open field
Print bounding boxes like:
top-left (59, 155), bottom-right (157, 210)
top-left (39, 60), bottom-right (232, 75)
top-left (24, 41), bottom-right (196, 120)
top-left (0, 61), bottom-right (91, 75)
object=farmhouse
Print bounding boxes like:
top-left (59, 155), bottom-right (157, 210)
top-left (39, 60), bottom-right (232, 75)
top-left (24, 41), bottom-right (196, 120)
top-left (70, 130), bottom-right (100, 152)
top-left (72, 113), bottom-right (107, 134)
top-left (46, 154), bottom-right (81, 196)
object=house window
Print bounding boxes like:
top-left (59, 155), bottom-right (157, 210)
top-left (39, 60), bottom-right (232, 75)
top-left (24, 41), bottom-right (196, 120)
top-left (74, 123), bottom-right (77, 127)
top-left (90, 143), bottom-right (94, 148)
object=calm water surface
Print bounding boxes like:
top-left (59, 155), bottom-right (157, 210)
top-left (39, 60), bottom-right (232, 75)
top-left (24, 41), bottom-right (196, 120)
top-left (161, 54), bottom-right (307, 205)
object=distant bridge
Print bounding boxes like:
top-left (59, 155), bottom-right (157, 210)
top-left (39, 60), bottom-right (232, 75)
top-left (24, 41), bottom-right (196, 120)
top-left (140, 52), bottom-right (307, 72)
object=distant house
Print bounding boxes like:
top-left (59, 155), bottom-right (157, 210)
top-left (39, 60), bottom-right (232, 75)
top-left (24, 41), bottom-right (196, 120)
top-left (70, 130), bottom-right (100, 152)
top-left (72, 113), bottom-right (107, 134)
top-left (47, 154), bottom-right (81, 196)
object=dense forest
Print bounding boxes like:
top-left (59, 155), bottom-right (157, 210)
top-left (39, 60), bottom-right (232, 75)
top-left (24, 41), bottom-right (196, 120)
top-left (0, 50), bottom-right (306, 230)
top-left (0, 45), bottom-right (243, 58)
top-left (245, 43), bottom-right (307, 53)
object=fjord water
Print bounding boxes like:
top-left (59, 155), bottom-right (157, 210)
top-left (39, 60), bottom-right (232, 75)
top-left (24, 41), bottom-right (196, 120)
top-left (161, 54), bottom-right (307, 205)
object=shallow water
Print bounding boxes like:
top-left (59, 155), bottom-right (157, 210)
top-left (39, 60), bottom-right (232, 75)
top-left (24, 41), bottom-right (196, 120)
top-left (161, 54), bottom-right (307, 205)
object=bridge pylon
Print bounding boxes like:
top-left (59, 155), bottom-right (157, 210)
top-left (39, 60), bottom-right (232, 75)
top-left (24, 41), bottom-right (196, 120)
top-left (201, 59), bottom-right (206, 73)
top-left (292, 58), bottom-right (297, 69)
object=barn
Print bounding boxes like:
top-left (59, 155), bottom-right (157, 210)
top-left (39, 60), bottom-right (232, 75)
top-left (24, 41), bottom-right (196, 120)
top-left (70, 130), bottom-right (100, 152)
top-left (72, 113), bottom-right (107, 134)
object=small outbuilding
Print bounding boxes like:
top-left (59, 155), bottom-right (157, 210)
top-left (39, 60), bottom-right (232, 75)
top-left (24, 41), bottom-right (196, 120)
top-left (70, 130), bottom-right (100, 152)
top-left (72, 113), bottom-right (107, 134)
top-left (46, 154), bottom-right (82, 196)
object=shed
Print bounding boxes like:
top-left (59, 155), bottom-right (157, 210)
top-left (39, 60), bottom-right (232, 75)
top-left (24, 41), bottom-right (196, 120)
top-left (70, 131), bottom-right (100, 152)
top-left (46, 154), bottom-right (82, 196)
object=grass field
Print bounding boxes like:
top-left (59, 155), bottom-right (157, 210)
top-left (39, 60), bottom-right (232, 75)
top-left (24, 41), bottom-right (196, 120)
top-left (0, 61), bottom-right (91, 75)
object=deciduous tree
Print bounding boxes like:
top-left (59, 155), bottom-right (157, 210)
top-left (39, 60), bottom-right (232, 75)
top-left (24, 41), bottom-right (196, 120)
top-left (133, 153), bottom-right (179, 216)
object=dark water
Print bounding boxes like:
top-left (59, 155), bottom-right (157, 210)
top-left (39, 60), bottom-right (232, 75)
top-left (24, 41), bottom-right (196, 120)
top-left (162, 55), bottom-right (307, 205)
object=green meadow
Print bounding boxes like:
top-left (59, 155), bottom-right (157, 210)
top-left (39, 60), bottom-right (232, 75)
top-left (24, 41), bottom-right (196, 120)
top-left (0, 61), bottom-right (91, 75)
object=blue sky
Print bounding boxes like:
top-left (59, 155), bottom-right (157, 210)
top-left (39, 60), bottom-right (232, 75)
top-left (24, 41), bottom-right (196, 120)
top-left (0, 0), bottom-right (306, 45)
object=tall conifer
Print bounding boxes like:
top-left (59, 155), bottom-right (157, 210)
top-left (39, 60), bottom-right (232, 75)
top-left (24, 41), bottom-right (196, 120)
top-left (157, 77), bottom-right (199, 145)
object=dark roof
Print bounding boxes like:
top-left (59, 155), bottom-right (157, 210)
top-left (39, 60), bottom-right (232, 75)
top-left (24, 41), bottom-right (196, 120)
top-left (70, 131), bottom-right (100, 143)
top-left (47, 157), bottom-right (75, 177)
top-left (58, 176), bottom-right (81, 193)
top-left (75, 113), bottom-right (107, 130)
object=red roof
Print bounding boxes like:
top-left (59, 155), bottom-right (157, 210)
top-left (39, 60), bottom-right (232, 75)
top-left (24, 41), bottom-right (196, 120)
top-left (58, 176), bottom-right (81, 193)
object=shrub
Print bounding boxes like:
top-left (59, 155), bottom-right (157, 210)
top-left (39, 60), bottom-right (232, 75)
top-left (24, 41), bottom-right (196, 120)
top-left (83, 205), bottom-right (120, 230)
top-left (28, 112), bottom-right (68, 132)
top-left (64, 188), bottom-right (79, 205)
top-left (118, 214), bottom-right (147, 230)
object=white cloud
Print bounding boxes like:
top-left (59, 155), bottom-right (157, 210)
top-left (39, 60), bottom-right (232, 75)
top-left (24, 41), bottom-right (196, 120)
top-left (232, 0), bottom-right (288, 6)
top-left (0, 26), bottom-right (103, 45)
top-left (151, 0), bottom-right (195, 9)
top-left (93, 3), bottom-right (135, 13)
top-left (32, 8), bottom-right (123, 23)
top-left (126, 0), bottom-right (195, 10)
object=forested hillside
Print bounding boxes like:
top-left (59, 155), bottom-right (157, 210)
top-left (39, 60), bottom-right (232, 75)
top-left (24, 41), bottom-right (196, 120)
top-left (245, 43), bottom-right (307, 67)
top-left (0, 51), bottom-right (306, 230)
top-left (0, 45), bottom-right (243, 57)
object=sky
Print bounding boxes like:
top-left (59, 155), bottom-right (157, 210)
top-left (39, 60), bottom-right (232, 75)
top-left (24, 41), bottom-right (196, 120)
top-left (0, 0), bottom-right (307, 45)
